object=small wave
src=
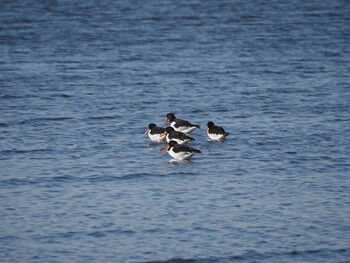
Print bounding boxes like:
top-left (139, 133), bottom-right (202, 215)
top-left (1, 148), bottom-right (51, 154)
top-left (233, 115), bottom-right (251, 119)
top-left (142, 258), bottom-right (198, 263)
top-left (89, 115), bottom-right (121, 120)
top-left (0, 178), bottom-right (38, 186)
top-left (189, 108), bottom-right (204, 114)
top-left (107, 172), bottom-right (185, 182)
top-left (19, 117), bottom-right (75, 125)
top-left (33, 228), bottom-right (137, 242)
top-left (0, 95), bottom-right (21, 99)
top-left (0, 175), bottom-right (76, 187)
top-left (265, 87), bottom-right (293, 94)
top-left (141, 248), bottom-right (350, 263)
top-left (142, 101), bottom-right (158, 105)
top-left (324, 51), bottom-right (341, 57)
top-left (49, 93), bottom-right (73, 98)
top-left (86, 172), bottom-right (178, 182)
top-left (212, 108), bottom-right (231, 113)
top-left (285, 151), bottom-right (297, 155)
top-left (0, 173), bottom-right (174, 187)
top-left (0, 94), bottom-right (39, 99)
top-left (86, 173), bottom-right (152, 182)
top-left (0, 235), bottom-right (24, 241)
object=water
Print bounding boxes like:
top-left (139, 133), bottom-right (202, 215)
top-left (1, 0), bottom-right (350, 262)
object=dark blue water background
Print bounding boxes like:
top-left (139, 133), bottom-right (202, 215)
top-left (1, 0), bottom-right (350, 262)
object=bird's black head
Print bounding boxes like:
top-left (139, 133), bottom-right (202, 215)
top-left (165, 126), bottom-right (175, 133)
top-left (166, 113), bottom-right (176, 121)
top-left (168, 140), bottom-right (177, 148)
top-left (207, 121), bottom-right (215, 128)
top-left (148, 123), bottom-right (157, 129)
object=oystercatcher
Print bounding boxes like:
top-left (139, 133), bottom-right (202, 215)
top-left (160, 126), bottom-right (195, 145)
top-left (144, 123), bottom-right (166, 142)
top-left (161, 140), bottom-right (201, 161)
top-left (163, 113), bottom-right (200, 134)
top-left (204, 121), bottom-right (229, 141)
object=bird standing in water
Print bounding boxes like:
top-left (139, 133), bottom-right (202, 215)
top-left (144, 123), bottom-right (166, 142)
top-left (204, 121), bottom-right (229, 141)
top-left (160, 126), bottom-right (195, 145)
top-left (163, 113), bottom-right (200, 134)
top-left (161, 140), bottom-right (201, 161)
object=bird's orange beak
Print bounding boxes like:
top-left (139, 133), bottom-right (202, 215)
top-left (144, 128), bottom-right (150, 135)
top-left (160, 144), bottom-right (170, 152)
top-left (203, 127), bottom-right (208, 135)
top-left (163, 117), bottom-right (168, 126)
top-left (159, 131), bottom-right (167, 139)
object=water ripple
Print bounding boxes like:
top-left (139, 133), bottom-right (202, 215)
top-left (142, 248), bottom-right (350, 263)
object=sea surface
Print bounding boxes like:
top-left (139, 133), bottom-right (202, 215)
top-left (1, 0), bottom-right (350, 262)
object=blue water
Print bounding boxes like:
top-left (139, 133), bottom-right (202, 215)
top-left (1, 0), bottom-right (350, 262)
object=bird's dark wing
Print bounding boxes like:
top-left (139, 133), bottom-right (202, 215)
top-left (173, 131), bottom-right (195, 140)
top-left (174, 118), bottom-right (200, 128)
top-left (211, 125), bottom-right (226, 134)
top-left (174, 144), bottom-right (201, 153)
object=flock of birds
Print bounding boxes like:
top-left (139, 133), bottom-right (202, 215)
top-left (144, 113), bottom-right (229, 161)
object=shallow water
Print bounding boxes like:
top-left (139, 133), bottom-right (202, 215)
top-left (1, 0), bottom-right (350, 262)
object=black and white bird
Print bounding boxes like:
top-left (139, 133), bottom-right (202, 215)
top-left (204, 121), bottom-right (229, 141)
top-left (161, 140), bottom-right (201, 161)
top-left (160, 126), bottom-right (195, 145)
top-left (163, 113), bottom-right (200, 134)
top-left (144, 123), bottom-right (166, 142)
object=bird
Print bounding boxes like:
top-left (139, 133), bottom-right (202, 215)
top-left (163, 112), bottom-right (200, 134)
top-left (144, 123), bottom-right (166, 142)
top-left (161, 140), bottom-right (201, 161)
top-left (160, 126), bottom-right (195, 145)
top-left (204, 121), bottom-right (229, 141)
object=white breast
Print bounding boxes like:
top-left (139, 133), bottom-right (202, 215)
top-left (148, 132), bottom-right (165, 142)
top-left (208, 133), bottom-right (226, 141)
top-left (168, 148), bottom-right (195, 160)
